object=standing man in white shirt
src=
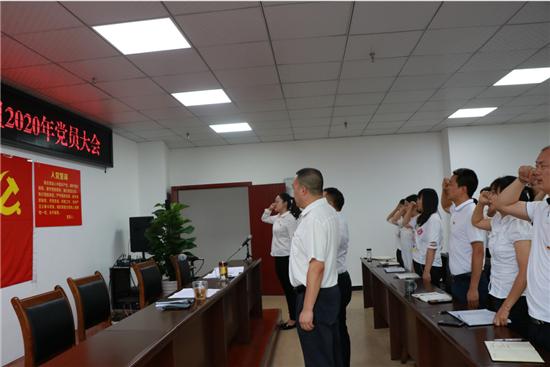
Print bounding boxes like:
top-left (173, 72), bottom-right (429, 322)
top-left (290, 168), bottom-right (342, 367)
top-left (324, 187), bottom-right (351, 367)
top-left (495, 146), bottom-right (550, 351)
top-left (441, 168), bottom-right (488, 309)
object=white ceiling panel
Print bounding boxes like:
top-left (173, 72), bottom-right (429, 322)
top-left (431, 87), bottom-right (485, 101)
top-left (461, 97), bottom-right (513, 108)
top-left (391, 74), bottom-right (449, 91)
top-left (153, 72), bottom-right (221, 93)
top-left (520, 47), bottom-right (550, 68)
top-left (214, 66), bottom-right (279, 88)
top-left (69, 98), bottom-right (133, 118)
top-left (157, 118), bottom-right (205, 129)
top-left (200, 41), bottom-right (273, 69)
top-left (187, 103), bottom-right (241, 117)
top-left (61, 56), bottom-right (145, 82)
top-left (237, 99), bottom-right (287, 112)
top-left (116, 121), bottom-right (164, 131)
top-left (419, 99), bottom-right (469, 113)
top-left (265, 2), bottom-right (351, 40)
top-left (260, 135), bottom-right (295, 142)
top-left (1, 36), bottom-right (49, 69)
top-left (363, 128), bottom-right (398, 135)
top-left (192, 138), bottom-right (227, 147)
top-left (341, 58), bottom-right (406, 79)
top-left (165, 2), bottom-right (258, 16)
top-left (338, 77), bottom-right (394, 94)
top-left (333, 105), bottom-right (377, 117)
top-left (345, 32), bottom-right (422, 60)
top-left (508, 2), bottom-right (550, 24)
top-left (329, 128), bottom-right (364, 138)
top-left (250, 120), bottom-right (291, 129)
top-left (375, 102), bottom-right (424, 114)
top-left (135, 128), bottom-right (177, 139)
top-left (476, 85), bottom-right (536, 99)
top-left (226, 84), bottom-right (283, 102)
top-left (401, 53), bottom-right (471, 76)
top-left (278, 62), bottom-right (341, 83)
top-left (118, 94), bottom-right (181, 111)
top-left (225, 136), bottom-right (261, 144)
top-left (481, 23), bottom-right (550, 52)
top-left (368, 121), bottom-right (404, 129)
top-left (100, 110), bottom-right (152, 125)
top-left (61, 1), bottom-right (168, 25)
top-left (273, 36), bottom-right (346, 64)
top-left (384, 90), bottom-right (434, 103)
top-left (1, 2), bottom-right (81, 35)
top-left (128, 49), bottom-right (209, 77)
top-left (176, 7), bottom-right (267, 47)
top-left (15, 27), bottom-right (118, 62)
top-left (460, 49), bottom-right (539, 72)
top-left (444, 70), bottom-right (509, 88)
top-left (1, 64), bottom-right (82, 89)
top-left (283, 80), bottom-right (338, 98)
top-left (142, 107), bottom-right (195, 121)
top-left (38, 83), bottom-right (110, 104)
top-left (253, 126), bottom-right (292, 135)
top-left (430, 2), bottom-right (523, 29)
top-left (289, 108), bottom-right (332, 119)
top-left (350, 2), bottom-right (439, 34)
top-left (331, 116), bottom-right (372, 127)
top-left (334, 93), bottom-right (385, 106)
top-left (414, 27), bottom-right (498, 55)
top-left (286, 95), bottom-right (335, 110)
top-left (242, 110), bottom-right (289, 122)
top-left (95, 78), bottom-right (165, 98)
top-left (507, 94), bottom-right (549, 107)
top-left (397, 125), bottom-right (434, 133)
top-left (291, 118), bottom-right (331, 127)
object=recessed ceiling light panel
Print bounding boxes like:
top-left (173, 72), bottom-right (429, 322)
top-left (210, 122), bottom-right (252, 133)
top-left (449, 107), bottom-right (497, 118)
top-left (172, 89), bottom-right (231, 107)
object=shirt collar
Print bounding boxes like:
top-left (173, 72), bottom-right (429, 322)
top-left (299, 197), bottom-right (326, 218)
top-left (279, 211), bottom-right (291, 218)
top-left (454, 198), bottom-right (474, 212)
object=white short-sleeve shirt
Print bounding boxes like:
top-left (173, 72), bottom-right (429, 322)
top-left (261, 209), bottom-right (298, 257)
top-left (488, 212), bottom-right (532, 299)
top-left (336, 212), bottom-right (349, 274)
top-left (525, 200), bottom-right (550, 322)
top-left (448, 199), bottom-right (486, 275)
top-left (410, 213), bottom-right (443, 267)
top-left (289, 198), bottom-right (339, 288)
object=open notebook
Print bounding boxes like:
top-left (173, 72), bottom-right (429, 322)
top-left (448, 309), bottom-right (509, 327)
top-left (484, 341), bottom-right (544, 363)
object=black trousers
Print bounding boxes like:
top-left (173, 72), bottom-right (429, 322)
top-left (337, 272), bottom-right (352, 367)
top-left (528, 319), bottom-right (550, 352)
top-left (296, 285), bottom-right (343, 367)
top-left (274, 256), bottom-right (296, 321)
top-left (396, 249), bottom-right (404, 268)
top-left (413, 260), bottom-right (443, 287)
top-left (450, 272), bottom-right (489, 308)
top-left (487, 295), bottom-right (529, 338)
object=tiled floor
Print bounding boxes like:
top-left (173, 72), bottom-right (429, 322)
top-left (263, 290), bottom-right (415, 367)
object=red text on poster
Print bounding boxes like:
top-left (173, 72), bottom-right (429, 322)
top-left (1, 154), bottom-right (33, 288)
top-left (34, 163), bottom-right (82, 227)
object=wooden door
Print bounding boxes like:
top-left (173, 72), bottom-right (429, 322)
top-left (248, 183), bottom-right (287, 295)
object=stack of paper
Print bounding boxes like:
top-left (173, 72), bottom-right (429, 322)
top-left (412, 292), bottom-right (452, 303)
top-left (447, 309), bottom-right (507, 326)
top-left (169, 288), bottom-right (221, 299)
top-left (155, 298), bottom-right (193, 310)
top-left (372, 256), bottom-right (393, 261)
top-left (380, 261), bottom-right (401, 267)
top-left (203, 266), bottom-right (245, 279)
top-left (395, 272), bottom-right (420, 280)
top-left (384, 266), bottom-right (406, 273)
top-left (484, 341), bottom-right (544, 363)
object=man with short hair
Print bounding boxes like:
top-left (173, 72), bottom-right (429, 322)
top-left (324, 187), bottom-right (351, 367)
top-left (290, 168), bottom-right (342, 367)
top-left (441, 168), bottom-right (488, 308)
top-left (495, 146), bottom-right (550, 351)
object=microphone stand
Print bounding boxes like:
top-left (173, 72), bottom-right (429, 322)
top-left (244, 241), bottom-right (252, 264)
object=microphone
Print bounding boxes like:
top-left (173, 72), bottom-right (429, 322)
top-left (240, 234), bottom-right (252, 247)
top-left (226, 235), bottom-right (253, 263)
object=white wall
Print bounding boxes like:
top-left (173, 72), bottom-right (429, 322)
top-left (169, 133), bottom-right (446, 286)
top-left (137, 141), bottom-right (169, 216)
top-left (0, 134), bottom-right (140, 365)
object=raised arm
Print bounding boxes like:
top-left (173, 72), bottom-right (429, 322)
top-left (494, 167), bottom-right (533, 221)
top-left (261, 203), bottom-right (277, 224)
top-left (386, 201), bottom-right (403, 223)
top-left (402, 202), bottom-right (416, 229)
top-left (441, 177), bottom-right (452, 213)
top-left (471, 192), bottom-right (492, 231)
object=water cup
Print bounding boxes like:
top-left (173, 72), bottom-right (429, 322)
top-left (192, 280), bottom-right (208, 301)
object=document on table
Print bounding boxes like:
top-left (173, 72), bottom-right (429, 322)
top-left (372, 256), bottom-right (393, 261)
top-left (380, 261), bottom-right (401, 267)
top-left (484, 341), bottom-right (544, 363)
top-left (384, 266), bottom-right (406, 273)
top-left (169, 288), bottom-right (220, 299)
top-left (448, 309), bottom-right (508, 326)
top-left (395, 272), bottom-right (420, 279)
top-left (203, 266), bottom-right (245, 279)
top-left (411, 292), bottom-right (452, 303)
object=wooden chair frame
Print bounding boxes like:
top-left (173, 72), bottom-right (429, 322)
top-left (11, 286), bottom-right (75, 367)
top-left (170, 254), bottom-right (191, 291)
top-left (131, 259), bottom-right (161, 309)
top-left (67, 271), bottom-right (112, 342)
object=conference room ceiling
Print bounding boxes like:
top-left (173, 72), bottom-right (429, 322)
top-left (1, 1), bottom-right (549, 148)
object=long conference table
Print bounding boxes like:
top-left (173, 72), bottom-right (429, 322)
top-left (361, 258), bottom-right (550, 366)
top-left (44, 259), bottom-right (263, 367)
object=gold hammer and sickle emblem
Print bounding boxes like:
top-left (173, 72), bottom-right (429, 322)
top-left (0, 171), bottom-right (22, 216)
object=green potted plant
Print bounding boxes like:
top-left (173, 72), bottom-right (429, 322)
top-left (145, 202), bottom-right (197, 294)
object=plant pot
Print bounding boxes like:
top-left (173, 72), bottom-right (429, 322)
top-left (162, 279), bottom-right (178, 297)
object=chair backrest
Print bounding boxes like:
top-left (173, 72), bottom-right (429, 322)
top-left (67, 271), bottom-right (112, 342)
top-left (171, 254), bottom-right (192, 290)
top-left (11, 286), bottom-right (76, 367)
top-left (131, 259), bottom-right (162, 309)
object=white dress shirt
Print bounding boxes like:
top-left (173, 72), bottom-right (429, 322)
top-left (336, 212), bottom-right (349, 274)
top-left (261, 209), bottom-right (297, 257)
top-left (525, 200), bottom-right (550, 322)
top-left (487, 212), bottom-right (532, 299)
top-left (448, 199), bottom-right (486, 275)
top-left (410, 213), bottom-right (443, 267)
top-left (398, 219), bottom-right (415, 271)
top-left (289, 198), bottom-right (339, 288)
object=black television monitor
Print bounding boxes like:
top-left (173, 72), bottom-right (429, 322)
top-left (129, 216), bottom-right (153, 253)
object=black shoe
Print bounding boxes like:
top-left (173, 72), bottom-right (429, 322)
top-left (279, 322), bottom-right (296, 330)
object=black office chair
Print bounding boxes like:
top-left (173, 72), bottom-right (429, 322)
top-left (171, 254), bottom-right (193, 290)
top-left (11, 286), bottom-right (76, 367)
top-left (132, 259), bottom-right (163, 309)
top-left (441, 252), bottom-right (452, 292)
top-left (67, 271), bottom-right (112, 342)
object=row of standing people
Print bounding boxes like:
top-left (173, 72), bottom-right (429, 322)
top-left (387, 146), bottom-right (550, 352)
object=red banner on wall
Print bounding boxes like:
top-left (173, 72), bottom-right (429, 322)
top-left (34, 163), bottom-right (82, 227)
top-left (1, 154), bottom-right (33, 288)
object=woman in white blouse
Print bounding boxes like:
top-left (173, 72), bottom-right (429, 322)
top-left (261, 192), bottom-right (300, 330)
top-left (472, 176), bottom-right (532, 337)
top-left (388, 194), bottom-right (418, 271)
top-left (403, 188), bottom-right (443, 286)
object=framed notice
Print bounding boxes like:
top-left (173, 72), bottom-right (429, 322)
top-left (34, 163), bottom-right (82, 227)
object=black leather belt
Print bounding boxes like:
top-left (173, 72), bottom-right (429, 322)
top-left (295, 285), bottom-right (306, 294)
top-left (530, 316), bottom-right (550, 326)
